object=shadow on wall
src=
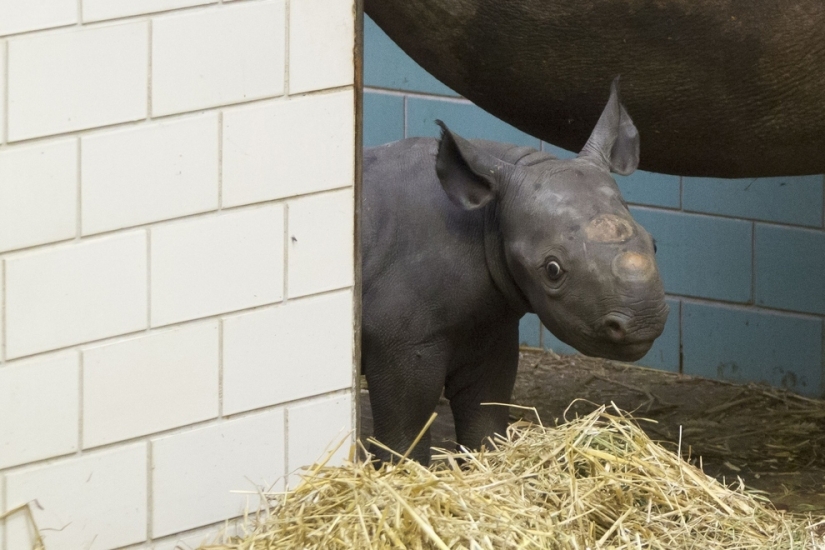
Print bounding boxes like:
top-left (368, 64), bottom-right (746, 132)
top-left (362, 15), bottom-right (825, 397)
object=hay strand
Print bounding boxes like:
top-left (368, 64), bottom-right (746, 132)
top-left (0, 502), bottom-right (46, 550)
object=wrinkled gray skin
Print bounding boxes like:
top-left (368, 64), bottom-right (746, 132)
top-left (365, 0), bottom-right (825, 178)
top-left (362, 81), bottom-right (668, 464)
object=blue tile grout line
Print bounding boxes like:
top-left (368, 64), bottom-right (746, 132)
top-left (678, 175), bottom-right (683, 211)
top-left (822, 174), bottom-right (825, 229)
top-left (630, 204), bottom-right (825, 233)
top-left (402, 95), bottom-right (408, 139)
top-left (751, 221), bottom-right (757, 306)
top-left (822, 318), bottom-right (825, 395)
top-left (677, 300), bottom-right (684, 374)
top-left (669, 294), bottom-right (825, 322)
top-left (365, 87), bottom-right (472, 103)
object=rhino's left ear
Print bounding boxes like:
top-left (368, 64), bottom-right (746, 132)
top-left (578, 77), bottom-right (640, 176)
top-left (435, 120), bottom-right (513, 210)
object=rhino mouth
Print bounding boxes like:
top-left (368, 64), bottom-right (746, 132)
top-left (600, 340), bottom-right (655, 362)
top-left (570, 338), bottom-right (654, 362)
top-left (551, 327), bottom-right (657, 362)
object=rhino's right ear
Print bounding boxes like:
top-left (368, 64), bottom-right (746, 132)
top-left (435, 120), bottom-right (511, 210)
top-left (579, 77), bottom-right (640, 176)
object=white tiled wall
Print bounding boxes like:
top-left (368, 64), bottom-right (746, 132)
top-left (8, 22), bottom-right (149, 141)
top-left (83, 0), bottom-right (215, 23)
top-left (151, 409), bottom-right (285, 537)
top-left (150, 205), bottom-right (285, 326)
top-left (286, 392), bottom-right (353, 487)
top-left (81, 113), bottom-right (220, 235)
top-left (0, 0), bottom-right (357, 548)
top-left (151, 2), bottom-right (285, 116)
top-left (150, 520), bottom-right (242, 550)
top-left (0, 139), bottom-right (77, 252)
top-left (287, 188), bottom-right (355, 297)
top-left (222, 290), bottom-right (353, 415)
top-left (0, 352), bottom-right (79, 469)
top-left (0, 40), bottom-right (5, 140)
top-left (5, 232), bottom-right (149, 358)
top-left (288, 0), bottom-right (356, 94)
top-left (221, 90), bottom-right (355, 207)
top-left (5, 444), bottom-right (148, 550)
top-left (82, 322), bottom-right (220, 448)
top-left (0, 0), bottom-right (77, 37)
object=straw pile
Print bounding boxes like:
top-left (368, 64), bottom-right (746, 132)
top-left (205, 405), bottom-right (825, 549)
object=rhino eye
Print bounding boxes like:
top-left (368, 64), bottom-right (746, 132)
top-left (653, 238), bottom-right (658, 254)
top-left (546, 260), bottom-right (563, 280)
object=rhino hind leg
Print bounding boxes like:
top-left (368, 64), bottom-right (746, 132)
top-left (363, 338), bottom-right (451, 465)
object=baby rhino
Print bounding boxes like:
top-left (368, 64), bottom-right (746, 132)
top-left (362, 80), bottom-right (668, 464)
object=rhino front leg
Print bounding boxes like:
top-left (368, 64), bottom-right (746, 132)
top-left (364, 338), bottom-right (450, 465)
top-left (446, 320), bottom-right (520, 451)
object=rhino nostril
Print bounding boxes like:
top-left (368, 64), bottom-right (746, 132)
top-left (603, 316), bottom-right (627, 343)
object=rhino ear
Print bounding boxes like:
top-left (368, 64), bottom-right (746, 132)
top-left (435, 120), bottom-right (511, 210)
top-left (579, 77), bottom-right (640, 176)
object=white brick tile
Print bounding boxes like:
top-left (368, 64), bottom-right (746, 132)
top-left (83, 0), bottom-right (215, 23)
top-left (0, 0), bottom-right (76, 37)
top-left (223, 290), bottom-right (353, 415)
top-left (287, 393), bottom-right (352, 486)
top-left (4, 444), bottom-right (147, 550)
top-left (288, 0), bottom-right (354, 93)
top-left (83, 322), bottom-right (219, 448)
top-left (151, 410), bottom-right (285, 537)
top-left (7, 22), bottom-right (148, 141)
top-left (151, 521), bottom-right (241, 550)
top-left (152, 2), bottom-right (284, 116)
top-left (5, 232), bottom-right (148, 359)
top-left (222, 90), bottom-right (354, 207)
top-left (150, 206), bottom-right (284, 327)
top-left (0, 264), bottom-right (4, 361)
top-left (0, 139), bottom-right (77, 253)
top-left (82, 114), bottom-right (219, 235)
top-left (0, 476), bottom-right (4, 550)
top-left (287, 189), bottom-right (354, 297)
top-left (0, 352), bottom-right (79, 469)
top-left (1, 40), bottom-right (5, 141)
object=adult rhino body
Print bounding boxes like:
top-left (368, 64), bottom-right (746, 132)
top-left (362, 81), bottom-right (668, 464)
top-left (366, 0), bottom-right (825, 178)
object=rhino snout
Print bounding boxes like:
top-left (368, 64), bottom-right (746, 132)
top-left (601, 313), bottom-right (629, 343)
top-left (598, 309), bottom-right (664, 344)
top-left (581, 320), bottom-right (655, 361)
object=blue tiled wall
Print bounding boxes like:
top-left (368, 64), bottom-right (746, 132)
top-left (682, 303), bottom-right (823, 393)
top-left (629, 208), bottom-right (753, 303)
top-left (682, 176), bottom-right (823, 228)
top-left (755, 225), bottom-right (825, 316)
top-left (363, 15), bottom-right (825, 396)
top-left (405, 98), bottom-right (541, 148)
